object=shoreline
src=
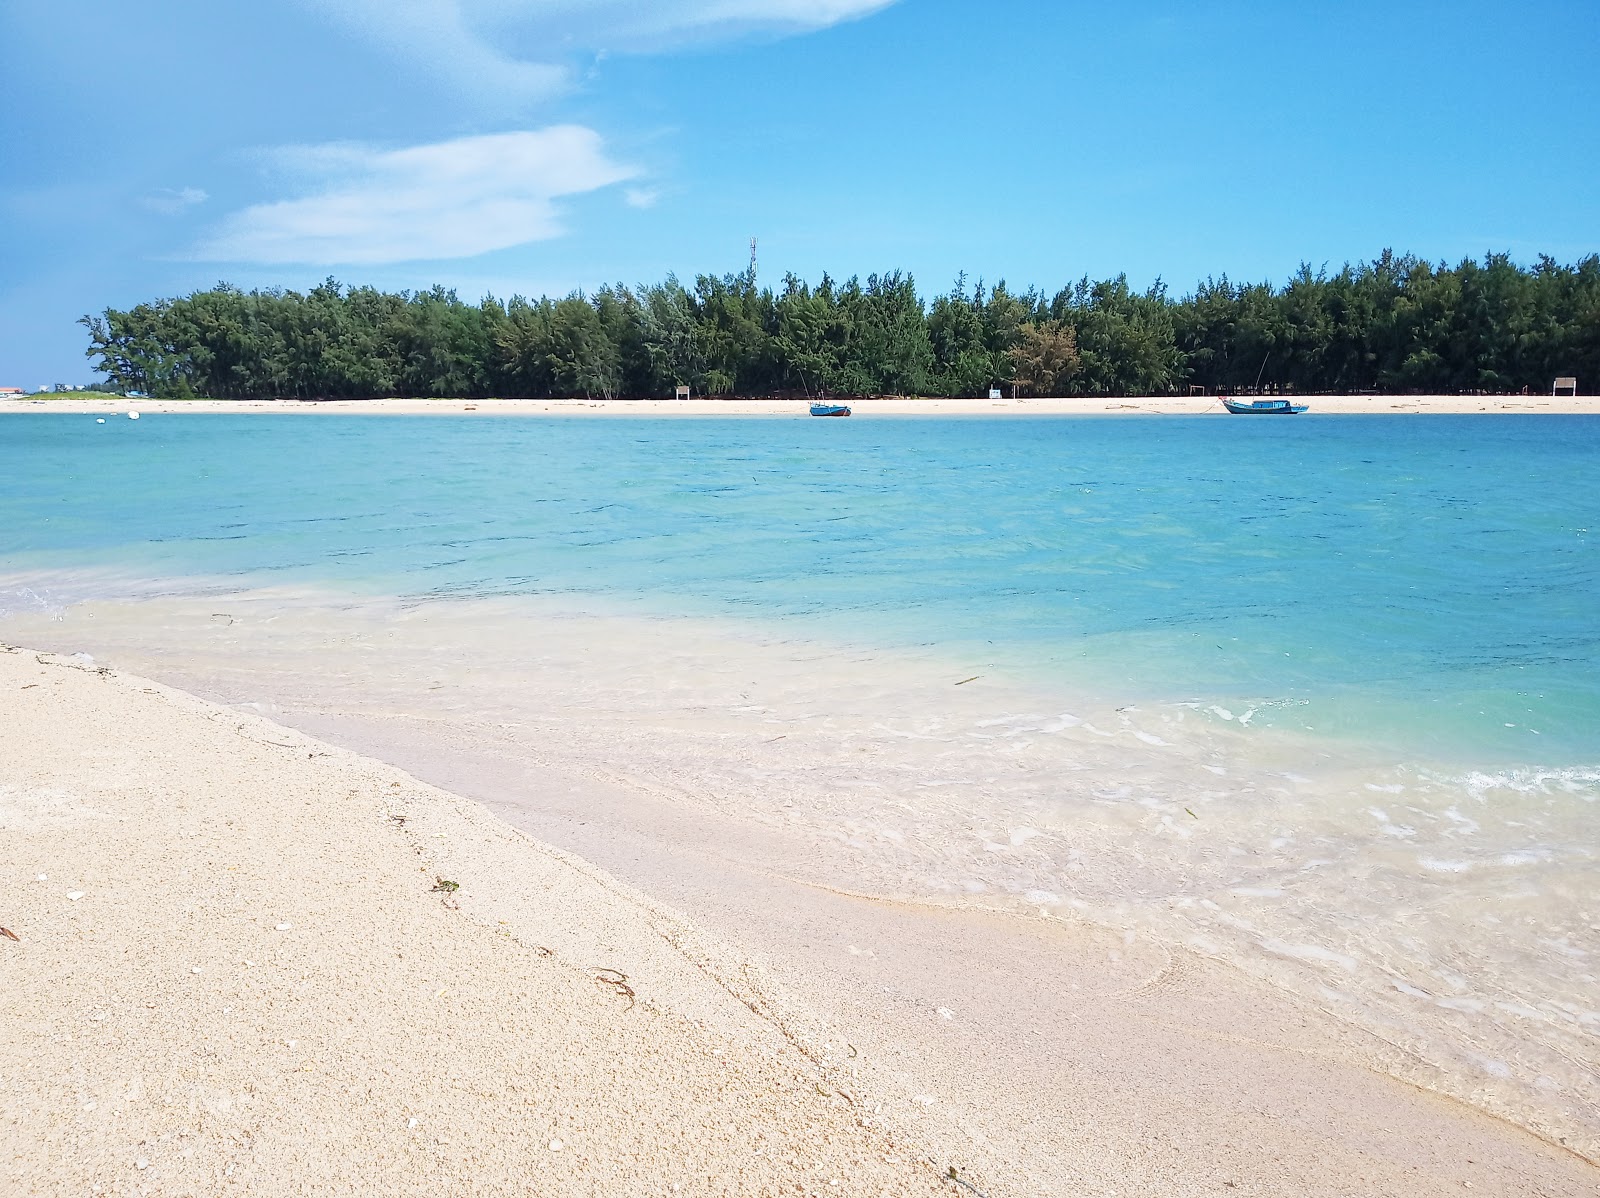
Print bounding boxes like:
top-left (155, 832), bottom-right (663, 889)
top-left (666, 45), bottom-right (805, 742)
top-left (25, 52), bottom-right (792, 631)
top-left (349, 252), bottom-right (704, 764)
top-left (4, 393), bottom-right (1599, 417)
top-left (3, 623), bottom-right (1596, 1195)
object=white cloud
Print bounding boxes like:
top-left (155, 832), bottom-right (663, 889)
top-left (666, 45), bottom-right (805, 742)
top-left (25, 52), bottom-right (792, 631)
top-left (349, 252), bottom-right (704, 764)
top-left (505, 0), bottom-right (900, 43)
top-left (304, 0), bottom-right (896, 101)
top-left (300, 0), bottom-right (568, 102)
top-left (142, 187), bottom-right (209, 215)
top-left (194, 127), bottom-right (637, 265)
top-left (623, 186), bottom-right (660, 209)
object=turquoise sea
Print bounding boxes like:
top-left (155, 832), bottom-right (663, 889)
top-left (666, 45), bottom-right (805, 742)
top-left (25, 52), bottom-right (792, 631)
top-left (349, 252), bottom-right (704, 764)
top-left (3, 411), bottom-right (1599, 1147)
top-left (4, 413), bottom-right (1598, 763)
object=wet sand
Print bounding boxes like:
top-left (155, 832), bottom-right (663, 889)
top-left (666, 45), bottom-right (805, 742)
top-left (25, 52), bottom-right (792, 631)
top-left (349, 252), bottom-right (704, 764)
top-left (296, 709), bottom-right (1600, 1198)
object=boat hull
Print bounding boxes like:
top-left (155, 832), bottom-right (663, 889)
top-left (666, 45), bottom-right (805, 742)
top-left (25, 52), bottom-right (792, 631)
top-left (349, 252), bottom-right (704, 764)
top-left (1221, 398), bottom-right (1308, 414)
top-left (809, 404), bottom-right (852, 417)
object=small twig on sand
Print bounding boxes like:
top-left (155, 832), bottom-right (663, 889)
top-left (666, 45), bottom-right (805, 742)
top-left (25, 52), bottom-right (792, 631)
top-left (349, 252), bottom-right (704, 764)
top-left (592, 967), bottom-right (636, 1010)
top-left (954, 676), bottom-right (980, 686)
top-left (1, 927), bottom-right (19, 943)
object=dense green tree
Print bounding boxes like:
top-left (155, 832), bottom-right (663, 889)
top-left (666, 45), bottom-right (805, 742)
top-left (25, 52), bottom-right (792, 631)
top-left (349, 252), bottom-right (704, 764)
top-left (546, 295), bottom-right (621, 399)
top-left (773, 274), bottom-right (846, 397)
top-left (692, 272), bottom-right (773, 395)
top-left (635, 276), bottom-right (704, 396)
top-left (82, 251), bottom-right (1600, 400)
top-left (831, 272), bottom-right (933, 395)
top-left (1053, 275), bottom-right (1182, 395)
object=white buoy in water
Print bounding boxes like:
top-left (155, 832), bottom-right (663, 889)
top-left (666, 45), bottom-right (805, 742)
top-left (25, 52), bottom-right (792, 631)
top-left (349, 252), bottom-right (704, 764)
top-left (96, 418), bottom-right (106, 424)
top-left (127, 411), bottom-right (140, 420)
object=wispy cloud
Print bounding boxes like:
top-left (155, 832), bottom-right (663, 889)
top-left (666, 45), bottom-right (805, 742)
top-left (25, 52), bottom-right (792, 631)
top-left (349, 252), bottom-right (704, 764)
top-left (298, 0), bottom-right (567, 102)
top-left (304, 0), bottom-right (896, 101)
top-left (623, 186), bottom-right (660, 210)
top-left (194, 127), bottom-right (637, 265)
top-left (141, 187), bottom-right (209, 215)
top-left (533, 0), bottom-right (901, 43)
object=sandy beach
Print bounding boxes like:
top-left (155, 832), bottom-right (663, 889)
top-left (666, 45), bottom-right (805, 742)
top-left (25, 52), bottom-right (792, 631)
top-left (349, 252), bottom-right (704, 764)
top-left (2, 393), bottom-right (1596, 417)
top-left (0, 646), bottom-right (950, 1197)
top-left (3, 635), bottom-right (1595, 1197)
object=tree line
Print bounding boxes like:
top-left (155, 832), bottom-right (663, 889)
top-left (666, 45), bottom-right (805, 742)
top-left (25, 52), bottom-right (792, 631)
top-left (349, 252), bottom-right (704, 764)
top-left (81, 250), bottom-right (1598, 400)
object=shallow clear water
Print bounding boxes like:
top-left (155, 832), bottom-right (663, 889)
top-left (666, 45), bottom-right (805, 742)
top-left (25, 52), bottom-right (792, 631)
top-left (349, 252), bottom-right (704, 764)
top-left (4, 413), bottom-right (1598, 762)
top-left (3, 412), bottom-right (1599, 1148)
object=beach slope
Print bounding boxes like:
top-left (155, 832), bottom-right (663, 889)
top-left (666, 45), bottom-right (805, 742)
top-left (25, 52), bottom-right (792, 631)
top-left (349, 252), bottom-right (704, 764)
top-left (0, 646), bottom-right (945, 1197)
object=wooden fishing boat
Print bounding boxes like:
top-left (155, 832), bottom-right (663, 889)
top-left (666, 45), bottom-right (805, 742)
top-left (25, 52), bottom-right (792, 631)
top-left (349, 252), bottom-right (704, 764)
top-left (1221, 397), bottom-right (1308, 414)
top-left (809, 403), bottom-right (852, 417)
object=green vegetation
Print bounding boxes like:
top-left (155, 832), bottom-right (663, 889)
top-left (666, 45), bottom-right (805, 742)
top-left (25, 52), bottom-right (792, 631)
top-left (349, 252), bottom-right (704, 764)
top-left (81, 251), bottom-right (1599, 399)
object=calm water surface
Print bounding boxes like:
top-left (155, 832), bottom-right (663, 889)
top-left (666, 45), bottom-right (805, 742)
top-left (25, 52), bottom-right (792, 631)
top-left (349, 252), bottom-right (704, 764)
top-left (4, 413), bottom-right (1597, 762)
top-left (3, 412), bottom-right (1598, 1148)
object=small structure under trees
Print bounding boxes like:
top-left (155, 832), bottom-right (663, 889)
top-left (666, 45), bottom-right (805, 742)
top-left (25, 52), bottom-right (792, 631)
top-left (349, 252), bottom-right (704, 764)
top-left (1553, 376), bottom-right (1578, 397)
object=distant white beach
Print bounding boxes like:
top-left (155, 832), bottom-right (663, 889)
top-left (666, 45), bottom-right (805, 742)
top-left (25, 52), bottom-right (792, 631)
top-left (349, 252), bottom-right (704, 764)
top-left (4, 393), bottom-right (1598, 417)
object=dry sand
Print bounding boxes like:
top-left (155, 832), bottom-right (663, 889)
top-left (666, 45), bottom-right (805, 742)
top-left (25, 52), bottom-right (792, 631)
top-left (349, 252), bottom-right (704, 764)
top-left (0, 646), bottom-right (948, 1197)
top-left (3, 641), bottom-right (1595, 1197)
top-left (3, 393), bottom-right (1597, 417)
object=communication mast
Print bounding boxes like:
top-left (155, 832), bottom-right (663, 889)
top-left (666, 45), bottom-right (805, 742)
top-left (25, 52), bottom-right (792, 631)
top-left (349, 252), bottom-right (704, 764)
top-left (749, 236), bottom-right (758, 284)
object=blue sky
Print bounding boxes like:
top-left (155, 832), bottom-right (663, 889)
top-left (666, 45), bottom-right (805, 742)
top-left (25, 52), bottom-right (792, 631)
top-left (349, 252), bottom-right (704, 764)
top-left (3, 0), bottom-right (1597, 385)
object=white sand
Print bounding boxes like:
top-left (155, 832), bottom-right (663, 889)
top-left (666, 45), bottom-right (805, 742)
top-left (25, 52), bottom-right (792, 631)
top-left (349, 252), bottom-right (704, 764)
top-left (3, 393), bottom-right (1597, 417)
top-left (3, 636), bottom-right (1595, 1197)
top-left (0, 646), bottom-right (948, 1197)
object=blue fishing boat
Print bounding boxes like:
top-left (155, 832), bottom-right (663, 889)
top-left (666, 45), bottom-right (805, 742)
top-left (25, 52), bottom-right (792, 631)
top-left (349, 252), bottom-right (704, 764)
top-left (1221, 397), bottom-right (1308, 414)
top-left (809, 403), bottom-right (852, 417)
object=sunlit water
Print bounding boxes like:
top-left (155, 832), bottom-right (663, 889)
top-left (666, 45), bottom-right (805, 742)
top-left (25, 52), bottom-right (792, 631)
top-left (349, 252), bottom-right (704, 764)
top-left (3, 412), bottom-right (1597, 1151)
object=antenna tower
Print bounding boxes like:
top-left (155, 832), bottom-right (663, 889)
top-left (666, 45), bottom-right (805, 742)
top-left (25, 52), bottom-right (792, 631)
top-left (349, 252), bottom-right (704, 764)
top-left (749, 236), bottom-right (758, 283)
